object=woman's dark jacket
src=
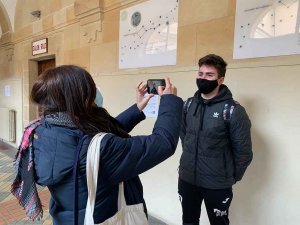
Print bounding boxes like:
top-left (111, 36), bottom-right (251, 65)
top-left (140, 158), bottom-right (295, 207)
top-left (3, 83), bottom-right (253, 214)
top-left (33, 95), bottom-right (183, 225)
top-left (179, 85), bottom-right (252, 189)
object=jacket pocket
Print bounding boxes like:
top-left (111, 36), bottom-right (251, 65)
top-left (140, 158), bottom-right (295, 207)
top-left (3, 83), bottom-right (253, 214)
top-left (199, 156), bottom-right (227, 177)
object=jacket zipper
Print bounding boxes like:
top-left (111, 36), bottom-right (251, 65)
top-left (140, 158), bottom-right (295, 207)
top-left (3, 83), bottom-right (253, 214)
top-left (223, 152), bottom-right (228, 177)
top-left (194, 104), bottom-right (206, 184)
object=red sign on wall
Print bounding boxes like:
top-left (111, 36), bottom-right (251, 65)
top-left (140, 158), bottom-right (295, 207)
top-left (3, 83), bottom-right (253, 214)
top-left (32, 38), bottom-right (48, 56)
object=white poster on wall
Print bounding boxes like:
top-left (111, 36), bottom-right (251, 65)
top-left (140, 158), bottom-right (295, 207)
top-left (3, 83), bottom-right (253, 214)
top-left (143, 95), bottom-right (159, 118)
top-left (119, 0), bottom-right (179, 69)
top-left (233, 0), bottom-right (300, 59)
top-left (4, 85), bottom-right (11, 97)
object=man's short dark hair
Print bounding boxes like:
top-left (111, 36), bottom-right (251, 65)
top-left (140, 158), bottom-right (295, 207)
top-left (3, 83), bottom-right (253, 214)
top-left (198, 54), bottom-right (227, 78)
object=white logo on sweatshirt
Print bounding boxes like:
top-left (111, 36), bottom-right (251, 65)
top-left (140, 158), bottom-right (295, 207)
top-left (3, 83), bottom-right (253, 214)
top-left (213, 112), bottom-right (219, 118)
top-left (222, 198), bottom-right (230, 203)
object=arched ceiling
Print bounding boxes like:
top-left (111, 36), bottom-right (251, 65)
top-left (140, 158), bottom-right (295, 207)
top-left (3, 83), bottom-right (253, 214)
top-left (0, 0), bottom-right (125, 37)
top-left (0, 0), bottom-right (17, 36)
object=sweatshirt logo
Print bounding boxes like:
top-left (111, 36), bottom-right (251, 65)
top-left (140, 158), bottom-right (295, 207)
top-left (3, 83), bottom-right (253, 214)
top-left (222, 198), bottom-right (230, 203)
top-left (214, 209), bottom-right (227, 217)
top-left (213, 112), bottom-right (219, 118)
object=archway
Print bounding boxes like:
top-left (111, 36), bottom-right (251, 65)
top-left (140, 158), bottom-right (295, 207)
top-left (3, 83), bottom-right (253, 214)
top-left (0, 1), bottom-right (12, 38)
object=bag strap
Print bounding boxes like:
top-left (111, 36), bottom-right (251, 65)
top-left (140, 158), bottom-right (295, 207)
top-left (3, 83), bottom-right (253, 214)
top-left (184, 97), bottom-right (238, 134)
top-left (223, 99), bottom-right (239, 133)
top-left (223, 100), bottom-right (237, 121)
top-left (183, 97), bottom-right (193, 115)
top-left (84, 133), bottom-right (127, 225)
top-left (84, 133), bottom-right (107, 225)
top-left (73, 134), bottom-right (89, 225)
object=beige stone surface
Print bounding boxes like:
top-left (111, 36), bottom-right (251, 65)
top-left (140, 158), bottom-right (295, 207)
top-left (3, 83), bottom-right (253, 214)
top-left (22, 41), bottom-right (34, 59)
top-left (179, 0), bottom-right (229, 26)
top-left (53, 6), bottom-right (68, 27)
top-left (14, 60), bottom-right (23, 77)
top-left (0, 49), bottom-right (5, 65)
top-left (23, 105), bottom-right (29, 122)
top-left (196, 16), bottom-right (234, 62)
top-left (80, 21), bottom-right (103, 46)
top-left (102, 0), bottom-right (120, 9)
top-left (0, 48), bottom-right (13, 79)
top-left (103, 0), bottom-right (142, 10)
top-left (43, 15), bottom-right (54, 32)
top-left (14, 1), bottom-right (35, 30)
top-left (0, 4), bottom-right (11, 33)
top-left (23, 84), bottom-right (30, 106)
top-left (66, 4), bottom-right (76, 22)
top-left (0, 67), bottom-right (10, 79)
top-left (79, 12), bottom-right (102, 25)
top-left (63, 0), bottom-right (76, 7)
top-left (74, 0), bottom-right (101, 16)
top-left (32, 20), bottom-right (43, 34)
top-left (50, 0), bottom-right (63, 13)
top-left (0, 32), bottom-right (12, 45)
top-left (51, 32), bottom-right (64, 64)
top-left (177, 24), bottom-right (197, 66)
top-left (64, 47), bottom-right (90, 68)
top-left (64, 24), bottom-right (80, 50)
top-left (228, 0), bottom-right (236, 16)
top-left (90, 41), bottom-right (118, 74)
top-left (13, 25), bottom-right (33, 42)
top-left (102, 8), bottom-right (119, 43)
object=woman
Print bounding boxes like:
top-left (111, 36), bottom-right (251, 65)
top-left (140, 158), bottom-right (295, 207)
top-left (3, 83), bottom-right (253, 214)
top-left (18, 65), bottom-right (182, 224)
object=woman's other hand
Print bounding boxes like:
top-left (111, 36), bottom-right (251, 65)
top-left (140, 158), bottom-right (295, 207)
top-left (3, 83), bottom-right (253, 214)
top-left (136, 81), bottom-right (154, 112)
top-left (158, 77), bottom-right (177, 96)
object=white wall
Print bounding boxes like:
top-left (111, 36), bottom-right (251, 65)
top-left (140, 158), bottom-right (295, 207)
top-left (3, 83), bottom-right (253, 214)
top-left (0, 78), bottom-right (22, 147)
top-left (227, 61), bottom-right (300, 225)
top-left (95, 59), bottom-right (300, 225)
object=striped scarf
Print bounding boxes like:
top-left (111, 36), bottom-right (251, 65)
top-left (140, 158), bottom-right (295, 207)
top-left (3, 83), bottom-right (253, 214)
top-left (11, 120), bottom-right (43, 220)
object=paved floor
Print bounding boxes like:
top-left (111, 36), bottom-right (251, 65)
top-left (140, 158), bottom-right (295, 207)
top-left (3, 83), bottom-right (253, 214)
top-left (0, 142), bottom-right (52, 225)
top-left (0, 141), bottom-right (167, 225)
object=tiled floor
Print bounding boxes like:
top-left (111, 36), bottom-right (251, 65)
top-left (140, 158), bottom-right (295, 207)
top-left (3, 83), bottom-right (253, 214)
top-left (0, 142), bottom-right (52, 225)
top-left (0, 141), bottom-right (167, 225)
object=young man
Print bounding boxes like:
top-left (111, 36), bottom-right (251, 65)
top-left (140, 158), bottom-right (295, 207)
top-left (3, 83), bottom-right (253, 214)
top-left (178, 54), bottom-right (253, 225)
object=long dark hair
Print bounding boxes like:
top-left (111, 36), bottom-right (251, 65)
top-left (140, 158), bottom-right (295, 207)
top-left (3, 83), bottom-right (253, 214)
top-left (31, 65), bottom-right (129, 137)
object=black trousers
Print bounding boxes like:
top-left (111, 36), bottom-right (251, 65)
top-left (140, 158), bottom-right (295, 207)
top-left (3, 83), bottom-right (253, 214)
top-left (178, 178), bottom-right (233, 225)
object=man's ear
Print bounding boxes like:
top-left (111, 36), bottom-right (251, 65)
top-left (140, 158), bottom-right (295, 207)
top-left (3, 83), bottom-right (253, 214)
top-left (218, 77), bottom-right (224, 85)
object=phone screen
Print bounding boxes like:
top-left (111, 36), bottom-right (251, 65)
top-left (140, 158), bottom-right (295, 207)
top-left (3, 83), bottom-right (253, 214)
top-left (147, 79), bottom-right (166, 94)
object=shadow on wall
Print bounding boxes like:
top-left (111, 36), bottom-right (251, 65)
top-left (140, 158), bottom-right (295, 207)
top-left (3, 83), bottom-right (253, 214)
top-left (149, 214), bottom-right (167, 225)
top-left (230, 98), bottom-right (271, 224)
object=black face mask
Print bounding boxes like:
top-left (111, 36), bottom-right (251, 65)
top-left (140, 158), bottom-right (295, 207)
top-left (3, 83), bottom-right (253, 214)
top-left (196, 78), bottom-right (218, 94)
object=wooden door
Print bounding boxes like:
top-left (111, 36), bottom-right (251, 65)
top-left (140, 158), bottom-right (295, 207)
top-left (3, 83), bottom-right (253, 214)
top-left (37, 58), bottom-right (56, 117)
top-left (38, 58), bottom-right (55, 75)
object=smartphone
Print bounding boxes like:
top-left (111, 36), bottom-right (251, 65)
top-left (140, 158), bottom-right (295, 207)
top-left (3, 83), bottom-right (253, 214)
top-left (147, 79), bottom-right (166, 94)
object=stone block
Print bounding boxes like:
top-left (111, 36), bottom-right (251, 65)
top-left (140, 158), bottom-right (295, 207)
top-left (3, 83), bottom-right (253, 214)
top-left (64, 47), bottom-right (91, 68)
top-left (90, 42), bottom-right (118, 73)
top-left (179, 0), bottom-right (229, 26)
top-left (177, 24), bottom-right (197, 66)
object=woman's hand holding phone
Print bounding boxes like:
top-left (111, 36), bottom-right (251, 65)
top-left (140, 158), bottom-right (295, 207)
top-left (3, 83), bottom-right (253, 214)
top-left (136, 77), bottom-right (177, 112)
top-left (136, 81), bottom-right (154, 112)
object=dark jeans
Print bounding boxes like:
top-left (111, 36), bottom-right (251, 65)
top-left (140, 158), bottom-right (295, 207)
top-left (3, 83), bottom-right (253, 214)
top-left (178, 179), bottom-right (233, 225)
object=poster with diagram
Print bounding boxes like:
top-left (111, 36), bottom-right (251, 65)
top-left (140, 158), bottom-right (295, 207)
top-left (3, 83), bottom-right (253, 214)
top-left (119, 0), bottom-right (179, 69)
top-left (233, 0), bottom-right (300, 59)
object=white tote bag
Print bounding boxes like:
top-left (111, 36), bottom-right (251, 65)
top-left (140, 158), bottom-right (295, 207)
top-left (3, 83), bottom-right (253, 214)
top-left (84, 133), bottom-right (149, 225)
